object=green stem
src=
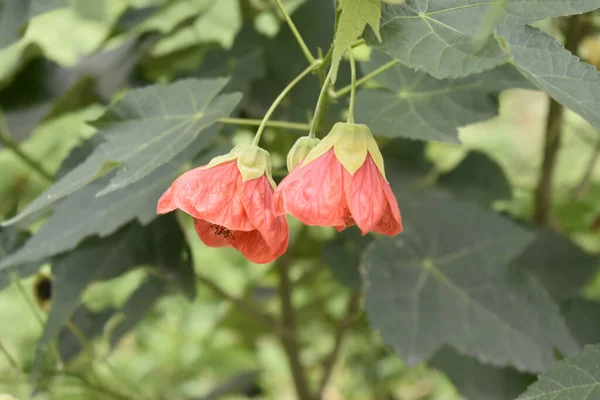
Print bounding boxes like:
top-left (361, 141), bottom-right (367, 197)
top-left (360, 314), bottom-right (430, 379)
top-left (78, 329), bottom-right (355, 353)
top-left (0, 129), bottom-right (54, 182)
top-left (308, 67), bottom-right (334, 138)
top-left (219, 117), bottom-right (310, 131)
top-left (333, 60), bottom-right (399, 99)
top-left (253, 62), bottom-right (319, 146)
top-left (347, 49), bottom-right (357, 124)
top-left (0, 340), bottom-right (19, 371)
top-left (272, 0), bottom-right (315, 64)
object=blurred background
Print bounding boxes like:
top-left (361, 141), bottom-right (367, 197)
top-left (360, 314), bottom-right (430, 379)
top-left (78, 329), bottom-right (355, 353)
top-left (1, 1), bottom-right (600, 399)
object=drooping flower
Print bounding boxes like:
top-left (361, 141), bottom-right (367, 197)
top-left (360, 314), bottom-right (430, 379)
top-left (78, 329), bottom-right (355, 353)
top-left (274, 123), bottom-right (402, 236)
top-left (157, 145), bottom-right (288, 264)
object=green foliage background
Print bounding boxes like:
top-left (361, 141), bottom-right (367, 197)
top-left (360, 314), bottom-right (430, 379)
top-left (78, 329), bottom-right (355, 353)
top-left (0, 0), bottom-right (600, 399)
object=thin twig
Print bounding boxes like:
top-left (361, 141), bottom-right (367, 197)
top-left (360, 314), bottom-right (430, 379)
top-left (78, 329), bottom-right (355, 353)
top-left (62, 373), bottom-right (136, 400)
top-left (196, 273), bottom-right (279, 333)
top-left (333, 60), bottom-right (399, 99)
top-left (316, 292), bottom-right (361, 396)
top-left (218, 118), bottom-right (310, 131)
top-left (0, 111), bottom-right (54, 182)
top-left (272, 0), bottom-right (315, 64)
top-left (277, 255), bottom-right (314, 400)
top-left (532, 14), bottom-right (588, 225)
top-left (573, 142), bottom-right (600, 200)
top-left (0, 340), bottom-right (19, 371)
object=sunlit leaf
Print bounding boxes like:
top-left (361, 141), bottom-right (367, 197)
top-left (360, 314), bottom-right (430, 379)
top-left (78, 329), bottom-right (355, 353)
top-left (330, 0), bottom-right (381, 83)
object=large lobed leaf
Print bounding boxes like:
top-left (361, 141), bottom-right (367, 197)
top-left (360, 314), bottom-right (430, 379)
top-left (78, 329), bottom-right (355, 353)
top-left (370, 0), bottom-right (600, 79)
top-left (2, 77), bottom-right (240, 227)
top-left (516, 344), bottom-right (600, 400)
top-left (496, 22), bottom-right (600, 133)
top-left (364, 192), bottom-right (578, 373)
top-left (355, 49), bottom-right (533, 142)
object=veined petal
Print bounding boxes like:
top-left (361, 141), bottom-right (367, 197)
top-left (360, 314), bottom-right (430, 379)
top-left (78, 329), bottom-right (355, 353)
top-left (372, 183), bottom-right (403, 236)
top-left (157, 186), bottom-right (177, 214)
top-left (344, 155), bottom-right (386, 234)
top-left (238, 175), bottom-right (288, 250)
top-left (230, 229), bottom-right (287, 264)
top-left (275, 149), bottom-right (348, 227)
top-left (168, 161), bottom-right (254, 231)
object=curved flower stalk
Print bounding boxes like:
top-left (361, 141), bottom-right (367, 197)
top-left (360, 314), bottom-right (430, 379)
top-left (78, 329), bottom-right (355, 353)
top-left (157, 145), bottom-right (289, 264)
top-left (274, 122), bottom-right (402, 236)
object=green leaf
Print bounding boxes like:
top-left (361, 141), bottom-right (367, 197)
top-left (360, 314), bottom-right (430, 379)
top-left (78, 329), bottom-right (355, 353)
top-left (34, 215), bottom-right (191, 368)
top-left (355, 49), bottom-right (533, 142)
top-left (496, 23), bottom-right (600, 133)
top-left (563, 298), bottom-right (600, 347)
top-left (370, 1), bottom-right (600, 79)
top-left (107, 274), bottom-right (167, 348)
top-left (430, 346), bottom-right (535, 400)
top-left (57, 306), bottom-right (114, 362)
top-left (438, 151), bottom-right (512, 205)
top-left (33, 224), bottom-right (154, 366)
top-left (371, 1), bottom-right (508, 79)
top-left (322, 229), bottom-right (372, 291)
top-left (191, 24), bottom-right (265, 95)
top-left (2, 78), bottom-right (240, 227)
top-left (382, 138), bottom-right (434, 207)
top-left (364, 192), bottom-right (578, 372)
top-left (516, 344), bottom-right (600, 400)
top-left (331, 0), bottom-right (381, 83)
top-left (0, 0), bottom-right (66, 48)
top-left (512, 229), bottom-right (599, 300)
top-left (0, 226), bottom-right (44, 289)
top-left (134, 0), bottom-right (212, 34)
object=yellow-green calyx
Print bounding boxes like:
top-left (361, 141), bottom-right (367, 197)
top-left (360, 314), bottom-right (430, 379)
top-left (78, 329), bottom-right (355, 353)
top-left (203, 144), bottom-right (277, 189)
top-left (301, 122), bottom-right (387, 179)
top-left (287, 136), bottom-right (320, 172)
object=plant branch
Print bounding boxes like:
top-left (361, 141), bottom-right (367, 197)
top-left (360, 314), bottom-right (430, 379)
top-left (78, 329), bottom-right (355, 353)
top-left (532, 14), bottom-right (588, 225)
top-left (196, 273), bottom-right (278, 332)
top-left (253, 61), bottom-right (320, 146)
top-left (316, 292), bottom-right (361, 396)
top-left (272, 0), bottom-right (315, 64)
top-left (0, 114), bottom-right (54, 182)
top-left (0, 340), bottom-right (19, 371)
top-left (573, 141), bottom-right (600, 200)
top-left (333, 60), bottom-right (399, 99)
top-left (277, 255), bottom-right (313, 400)
top-left (347, 48), bottom-right (357, 123)
top-left (309, 67), bottom-right (334, 138)
top-left (218, 118), bottom-right (310, 131)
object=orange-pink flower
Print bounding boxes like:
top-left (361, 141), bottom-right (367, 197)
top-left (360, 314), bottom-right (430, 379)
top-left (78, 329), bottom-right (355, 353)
top-left (157, 145), bottom-right (288, 264)
top-left (274, 123), bottom-right (402, 236)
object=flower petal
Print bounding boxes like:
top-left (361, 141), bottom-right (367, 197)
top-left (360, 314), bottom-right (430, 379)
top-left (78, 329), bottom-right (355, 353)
top-left (194, 219), bottom-right (233, 248)
top-left (344, 155), bottom-right (386, 234)
top-left (230, 228), bottom-right (288, 264)
top-left (275, 149), bottom-right (348, 227)
top-left (372, 183), bottom-right (403, 236)
top-left (157, 186), bottom-right (177, 214)
top-left (169, 161), bottom-right (254, 231)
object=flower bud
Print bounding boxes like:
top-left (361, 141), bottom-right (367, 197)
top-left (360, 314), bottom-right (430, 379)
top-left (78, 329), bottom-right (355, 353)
top-left (287, 137), bottom-right (320, 172)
